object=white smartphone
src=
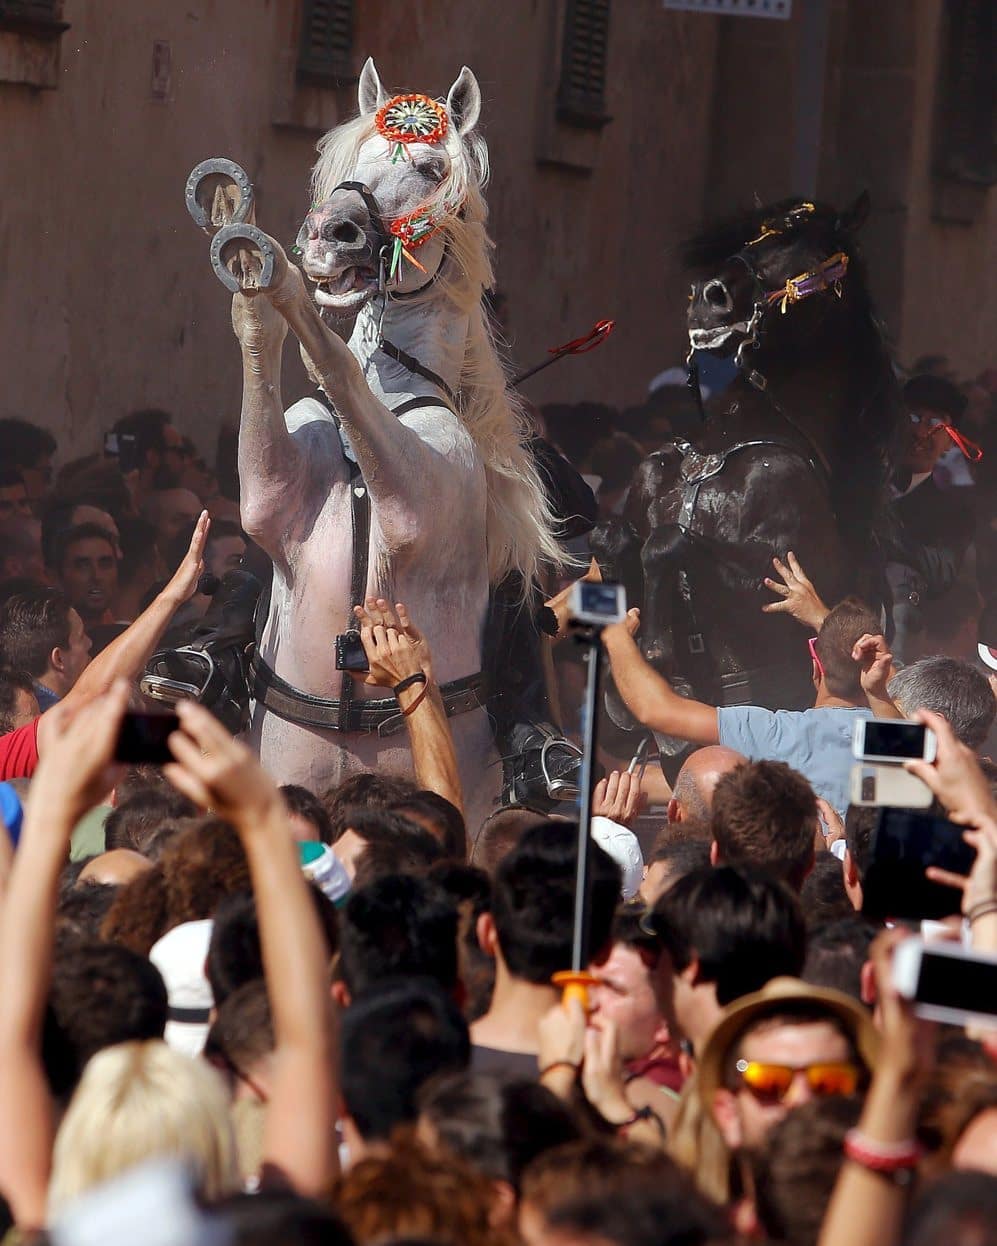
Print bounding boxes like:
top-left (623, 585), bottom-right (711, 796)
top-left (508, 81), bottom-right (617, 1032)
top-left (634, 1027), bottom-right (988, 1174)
top-left (568, 580), bottom-right (627, 626)
top-left (892, 937), bottom-right (997, 1029)
top-left (849, 762), bottom-right (933, 809)
top-left (853, 718), bottom-right (937, 765)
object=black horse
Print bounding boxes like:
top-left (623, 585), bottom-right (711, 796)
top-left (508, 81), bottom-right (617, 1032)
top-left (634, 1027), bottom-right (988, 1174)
top-left (592, 195), bottom-right (904, 739)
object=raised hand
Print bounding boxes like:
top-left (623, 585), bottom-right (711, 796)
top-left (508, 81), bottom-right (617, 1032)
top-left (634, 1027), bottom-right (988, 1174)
top-left (28, 682), bottom-right (130, 822)
top-left (352, 597), bottom-right (433, 687)
top-left (163, 510), bottom-right (211, 605)
top-left (164, 699), bottom-right (283, 827)
top-left (762, 551), bottom-right (830, 629)
top-left (852, 633), bottom-right (896, 708)
top-left (906, 708), bottom-right (997, 824)
top-left (593, 769), bottom-right (645, 827)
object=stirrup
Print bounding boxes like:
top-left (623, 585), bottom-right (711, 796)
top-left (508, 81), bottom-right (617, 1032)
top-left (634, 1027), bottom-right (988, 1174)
top-left (500, 725), bottom-right (586, 814)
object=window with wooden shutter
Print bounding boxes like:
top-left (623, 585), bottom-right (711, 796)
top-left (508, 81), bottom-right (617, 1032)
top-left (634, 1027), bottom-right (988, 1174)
top-left (0, 0), bottom-right (68, 36)
top-left (297, 0), bottom-right (354, 88)
top-left (556, 0), bottom-right (612, 128)
top-left (935, 0), bottom-right (996, 186)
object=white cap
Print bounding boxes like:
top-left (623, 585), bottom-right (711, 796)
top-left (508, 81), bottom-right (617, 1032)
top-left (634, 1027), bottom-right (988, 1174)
top-left (591, 816), bottom-right (644, 900)
top-left (148, 919), bottom-right (214, 1057)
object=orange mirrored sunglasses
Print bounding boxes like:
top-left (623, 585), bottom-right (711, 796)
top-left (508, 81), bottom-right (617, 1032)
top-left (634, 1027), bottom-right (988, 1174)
top-left (736, 1058), bottom-right (860, 1102)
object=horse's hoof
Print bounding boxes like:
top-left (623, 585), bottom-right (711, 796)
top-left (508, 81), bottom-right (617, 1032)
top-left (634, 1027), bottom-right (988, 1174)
top-left (185, 158), bottom-right (254, 234)
top-left (209, 224), bottom-right (276, 293)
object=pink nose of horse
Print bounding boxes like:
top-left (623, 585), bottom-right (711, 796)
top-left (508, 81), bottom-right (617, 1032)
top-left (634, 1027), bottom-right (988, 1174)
top-left (298, 208), bottom-right (369, 256)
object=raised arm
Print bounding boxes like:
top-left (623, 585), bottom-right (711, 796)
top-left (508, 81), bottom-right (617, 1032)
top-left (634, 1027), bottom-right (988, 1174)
top-left (353, 598), bottom-right (464, 816)
top-left (0, 684), bottom-right (130, 1227)
top-left (37, 514), bottom-right (210, 756)
top-left (164, 702), bottom-right (337, 1198)
top-left (602, 612), bottom-right (719, 746)
top-left (818, 929), bottom-right (935, 1246)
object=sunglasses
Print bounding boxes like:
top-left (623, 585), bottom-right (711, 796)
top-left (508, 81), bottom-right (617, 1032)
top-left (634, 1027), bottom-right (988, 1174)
top-left (736, 1058), bottom-right (860, 1102)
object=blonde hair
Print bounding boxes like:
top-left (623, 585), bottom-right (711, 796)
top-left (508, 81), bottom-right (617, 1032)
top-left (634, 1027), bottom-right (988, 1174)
top-left (311, 105), bottom-right (568, 591)
top-left (48, 1040), bottom-right (238, 1214)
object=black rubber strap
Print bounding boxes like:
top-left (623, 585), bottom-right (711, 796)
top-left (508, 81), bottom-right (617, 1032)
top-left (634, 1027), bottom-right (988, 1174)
top-left (392, 672), bottom-right (428, 697)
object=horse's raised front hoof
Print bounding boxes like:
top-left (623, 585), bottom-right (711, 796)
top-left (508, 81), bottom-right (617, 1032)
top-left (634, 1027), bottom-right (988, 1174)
top-left (185, 158), bottom-right (254, 234)
top-left (209, 224), bottom-right (278, 293)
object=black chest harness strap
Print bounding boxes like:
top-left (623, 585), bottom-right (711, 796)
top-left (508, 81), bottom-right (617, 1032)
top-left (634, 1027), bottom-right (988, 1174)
top-left (674, 435), bottom-right (828, 534)
top-left (250, 394), bottom-right (489, 735)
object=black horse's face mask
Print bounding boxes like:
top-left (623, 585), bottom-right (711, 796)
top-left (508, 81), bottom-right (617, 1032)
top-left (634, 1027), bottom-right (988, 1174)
top-left (687, 205), bottom-right (850, 360)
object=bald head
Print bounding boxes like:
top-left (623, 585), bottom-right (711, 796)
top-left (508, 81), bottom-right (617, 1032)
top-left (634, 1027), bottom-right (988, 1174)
top-left (78, 849), bottom-right (153, 887)
top-left (668, 745), bottom-right (746, 824)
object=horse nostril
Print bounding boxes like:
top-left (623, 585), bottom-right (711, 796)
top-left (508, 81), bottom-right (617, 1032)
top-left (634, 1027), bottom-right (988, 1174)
top-left (321, 220), bottom-right (364, 246)
top-left (704, 280), bottom-right (732, 311)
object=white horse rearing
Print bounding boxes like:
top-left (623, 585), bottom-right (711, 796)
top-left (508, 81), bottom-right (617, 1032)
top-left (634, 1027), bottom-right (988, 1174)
top-left (193, 59), bottom-right (561, 830)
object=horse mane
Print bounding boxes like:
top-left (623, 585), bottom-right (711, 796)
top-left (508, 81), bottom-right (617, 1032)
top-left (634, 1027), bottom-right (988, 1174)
top-left (311, 107), bottom-right (566, 590)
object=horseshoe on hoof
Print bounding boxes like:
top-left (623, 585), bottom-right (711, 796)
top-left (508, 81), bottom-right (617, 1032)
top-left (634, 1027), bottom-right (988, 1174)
top-left (185, 158), bottom-right (254, 233)
top-left (209, 224), bottom-right (276, 293)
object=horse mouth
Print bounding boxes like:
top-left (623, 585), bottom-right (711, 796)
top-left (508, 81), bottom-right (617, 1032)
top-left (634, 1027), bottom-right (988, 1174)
top-left (309, 266), bottom-right (379, 315)
top-left (688, 322), bottom-right (749, 352)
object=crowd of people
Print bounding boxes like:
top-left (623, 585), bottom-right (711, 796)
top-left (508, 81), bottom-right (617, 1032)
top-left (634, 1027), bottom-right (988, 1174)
top-left (0, 352), bottom-right (994, 1246)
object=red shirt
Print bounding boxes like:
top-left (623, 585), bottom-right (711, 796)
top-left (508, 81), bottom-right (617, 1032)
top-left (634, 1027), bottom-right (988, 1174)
top-left (0, 719), bottom-right (40, 781)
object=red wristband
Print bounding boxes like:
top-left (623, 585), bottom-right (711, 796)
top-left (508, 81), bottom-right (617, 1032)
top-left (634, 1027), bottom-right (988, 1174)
top-left (844, 1129), bottom-right (921, 1172)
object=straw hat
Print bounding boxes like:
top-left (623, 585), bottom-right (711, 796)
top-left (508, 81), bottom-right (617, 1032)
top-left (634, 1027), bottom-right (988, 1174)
top-left (696, 976), bottom-right (880, 1106)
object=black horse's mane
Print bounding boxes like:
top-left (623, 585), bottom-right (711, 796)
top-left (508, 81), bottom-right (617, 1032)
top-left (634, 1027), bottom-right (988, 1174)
top-left (682, 197), bottom-right (857, 270)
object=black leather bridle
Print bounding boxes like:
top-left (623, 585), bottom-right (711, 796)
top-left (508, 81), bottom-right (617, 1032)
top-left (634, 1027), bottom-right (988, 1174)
top-left (321, 177), bottom-right (458, 405)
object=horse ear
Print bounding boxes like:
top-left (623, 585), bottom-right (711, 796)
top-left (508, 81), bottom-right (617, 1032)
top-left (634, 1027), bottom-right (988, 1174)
top-left (446, 66), bottom-right (481, 136)
top-left (839, 190), bottom-right (871, 233)
top-left (358, 57), bottom-right (388, 116)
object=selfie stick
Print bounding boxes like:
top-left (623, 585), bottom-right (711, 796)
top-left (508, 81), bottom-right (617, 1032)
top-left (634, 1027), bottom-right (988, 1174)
top-left (552, 618), bottom-right (605, 1010)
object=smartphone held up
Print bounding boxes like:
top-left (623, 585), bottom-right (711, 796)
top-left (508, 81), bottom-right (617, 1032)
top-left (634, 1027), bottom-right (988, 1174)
top-left (114, 711), bottom-right (181, 766)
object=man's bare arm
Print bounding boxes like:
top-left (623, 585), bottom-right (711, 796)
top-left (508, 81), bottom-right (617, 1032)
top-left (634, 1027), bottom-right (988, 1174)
top-left (37, 513), bottom-right (210, 754)
top-left (602, 612), bottom-right (719, 745)
top-left (354, 599), bottom-right (464, 815)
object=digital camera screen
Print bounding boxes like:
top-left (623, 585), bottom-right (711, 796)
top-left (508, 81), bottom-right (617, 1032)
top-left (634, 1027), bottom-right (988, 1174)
top-left (579, 583), bottom-right (622, 618)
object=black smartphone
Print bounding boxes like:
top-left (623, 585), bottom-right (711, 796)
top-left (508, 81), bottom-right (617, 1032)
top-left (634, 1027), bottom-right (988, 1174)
top-left (114, 711), bottom-right (180, 765)
top-left (334, 630), bottom-right (369, 673)
top-left (861, 807), bottom-right (977, 921)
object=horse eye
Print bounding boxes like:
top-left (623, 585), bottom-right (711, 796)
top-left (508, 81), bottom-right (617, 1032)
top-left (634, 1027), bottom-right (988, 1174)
top-left (416, 160), bottom-right (446, 182)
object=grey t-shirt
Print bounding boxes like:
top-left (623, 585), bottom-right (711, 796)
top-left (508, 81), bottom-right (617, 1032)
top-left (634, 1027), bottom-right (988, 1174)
top-left (717, 705), bottom-right (872, 817)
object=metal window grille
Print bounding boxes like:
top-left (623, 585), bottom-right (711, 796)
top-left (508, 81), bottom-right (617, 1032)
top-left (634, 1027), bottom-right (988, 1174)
top-left (297, 0), bottom-right (354, 88)
top-left (556, 0), bottom-right (612, 128)
top-left (935, 0), bottom-right (997, 186)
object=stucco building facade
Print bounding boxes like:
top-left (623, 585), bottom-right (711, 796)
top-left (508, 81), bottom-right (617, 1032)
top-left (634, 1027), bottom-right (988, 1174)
top-left (0, 0), bottom-right (993, 460)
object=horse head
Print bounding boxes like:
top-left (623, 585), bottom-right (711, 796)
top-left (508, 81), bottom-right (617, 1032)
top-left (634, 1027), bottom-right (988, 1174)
top-left (296, 58), bottom-right (484, 318)
top-left (685, 193), bottom-right (871, 366)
